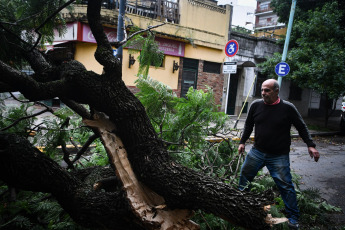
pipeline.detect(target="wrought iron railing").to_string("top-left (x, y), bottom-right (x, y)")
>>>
top-left (79, 0), bottom-right (180, 24)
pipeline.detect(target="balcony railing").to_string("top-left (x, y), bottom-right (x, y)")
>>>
top-left (255, 7), bottom-right (273, 14)
top-left (255, 21), bottom-right (284, 28)
top-left (79, 0), bottom-right (180, 24)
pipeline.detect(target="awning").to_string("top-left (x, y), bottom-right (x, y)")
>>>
top-left (44, 41), bottom-right (70, 53)
top-left (237, 61), bottom-right (256, 68)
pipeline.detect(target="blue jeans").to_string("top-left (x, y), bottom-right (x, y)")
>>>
top-left (239, 147), bottom-right (299, 222)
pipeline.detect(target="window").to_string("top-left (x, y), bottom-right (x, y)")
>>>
top-left (259, 2), bottom-right (270, 10)
top-left (203, 61), bottom-right (221, 74)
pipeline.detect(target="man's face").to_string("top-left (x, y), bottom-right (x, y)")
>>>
top-left (261, 81), bottom-right (278, 104)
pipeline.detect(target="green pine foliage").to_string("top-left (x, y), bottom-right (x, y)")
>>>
top-left (0, 187), bottom-right (88, 230)
top-left (135, 75), bottom-right (236, 179)
top-left (0, 0), bottom-right (69, 66)
top-left (126, 30), bottom-right (164, 77)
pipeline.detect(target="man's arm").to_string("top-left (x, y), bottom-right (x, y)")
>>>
top-left (289, 102), bottom-right (320, 162)
top-left (289, 103), bottom-right (315, 146)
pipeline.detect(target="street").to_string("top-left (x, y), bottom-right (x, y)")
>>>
top-left (289, 135), bottom-right (345, 226)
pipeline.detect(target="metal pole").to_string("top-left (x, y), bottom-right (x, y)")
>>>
top-left (278, 0), bottom-right (297, 87)
top-left (116, 0), bottom-right (126, 63)
top-left (225, 73), bottom-right (231, 114)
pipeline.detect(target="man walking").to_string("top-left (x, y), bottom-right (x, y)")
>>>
top-left (238, 79), bottom-right (320, 229)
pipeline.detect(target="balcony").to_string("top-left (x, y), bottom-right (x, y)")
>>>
top-left (255, 21), bottom-right (285, 29)
top-left (79, 0), bottom-right (180, 24)
top-left (255, 7), bottom-right (273, 14)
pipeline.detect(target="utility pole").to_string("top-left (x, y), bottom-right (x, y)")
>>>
top-left (278, 0), bottom-right (297, 87)
top-left (116, 0), bottom-right (126, 63)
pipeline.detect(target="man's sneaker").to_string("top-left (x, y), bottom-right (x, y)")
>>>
top-left (287, 220), bottom-right (299, 229)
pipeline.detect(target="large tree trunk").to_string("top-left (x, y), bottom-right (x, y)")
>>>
top-left (0, 0), bottom-right (277, 229)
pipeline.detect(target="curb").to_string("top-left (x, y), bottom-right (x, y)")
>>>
top-left (291, 131), bottom-right (341, 138)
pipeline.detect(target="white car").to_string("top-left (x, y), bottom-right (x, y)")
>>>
top-left (342, 102), bottom-right (345, 112)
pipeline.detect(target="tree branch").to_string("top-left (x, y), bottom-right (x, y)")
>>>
top-left (0, 133), bottom-right (145, 230)
top-left (0, 60), bottom-right (67, 101)
top-left (71, 134), bottom-right (98, 164)
top-left (30, 0), bottom-right (76, 51)
top-left (87, 0), bottom-right (120, 75)
top-left (115, 22), bottom-right (166, 47)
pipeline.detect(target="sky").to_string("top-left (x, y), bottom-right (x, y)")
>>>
top-left (238, 0), bottom-right (257, 8)
top-left (217, 0), bottom-right (257, 8)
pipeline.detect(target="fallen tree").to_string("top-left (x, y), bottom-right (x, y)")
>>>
top-left (0, 0), bottom-right (275, 229)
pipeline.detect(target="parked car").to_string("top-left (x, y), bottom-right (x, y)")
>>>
top-left (341, 102), bottom-right (345, 135)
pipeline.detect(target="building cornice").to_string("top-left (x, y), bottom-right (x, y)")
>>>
top-left (187, 0), bottom-right (226, 14)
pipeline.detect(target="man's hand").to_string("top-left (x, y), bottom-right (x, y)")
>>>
top-left (238, 144), bottom-right (245, 155)
top-left (308, 147), bottom-right (320, 162)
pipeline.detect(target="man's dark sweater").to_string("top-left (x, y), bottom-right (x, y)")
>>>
top-left (240, 99), bottom-right (316, 155)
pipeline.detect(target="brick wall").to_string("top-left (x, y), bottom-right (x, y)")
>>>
top-left (197, 60), bottom-right (224, 107)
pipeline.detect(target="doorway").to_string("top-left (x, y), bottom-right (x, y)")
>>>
top-left (226, 72), bottom-right (239, 115)
top-left (181, 58), bottom-right (199, 98)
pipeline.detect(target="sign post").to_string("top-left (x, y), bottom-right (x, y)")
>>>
top-left (278, 0), bottom-right (297, 87)
top-left (224, 40), bottom-right (239, 114)
top-left (223, 61), bottom-right (237, 74)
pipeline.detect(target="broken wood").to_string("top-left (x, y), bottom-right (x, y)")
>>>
top-left (84, 112), bottom-right (199, 230)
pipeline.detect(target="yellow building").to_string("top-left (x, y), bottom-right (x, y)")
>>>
top-left (49, 0), bottom-right (232, 106)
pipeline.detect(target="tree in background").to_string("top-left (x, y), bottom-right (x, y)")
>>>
top-left (259, 2), bottom-right (345, 126)
top-left (271, 0), bottom-right (345, 28)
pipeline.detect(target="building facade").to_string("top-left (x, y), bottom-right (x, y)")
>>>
top-left (47, 0), bottom-right (232, 108)
top-left (254, 0), bottom-right (286, 39)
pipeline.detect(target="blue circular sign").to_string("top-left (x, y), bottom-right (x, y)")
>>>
top-left (275, 62), bottom-right (290, 77)
top-left (225, 40), bottom-right (239, 57)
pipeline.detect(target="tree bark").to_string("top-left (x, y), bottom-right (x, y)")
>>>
top-left (0, 133), bottom-right (144, 230)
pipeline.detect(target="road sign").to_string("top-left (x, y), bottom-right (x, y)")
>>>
top-left (275, 62), bottom-right (290, 77)
top-left (223, 62), bottom-right (237, 74)
top-left (225, 40), bottom-right (239, 57)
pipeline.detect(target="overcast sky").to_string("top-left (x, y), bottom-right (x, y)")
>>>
top-left (238, 0), bottom-right (256, 7)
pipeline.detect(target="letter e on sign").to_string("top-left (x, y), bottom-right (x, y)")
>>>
top-left (275, 62), bottom-right (290, 77)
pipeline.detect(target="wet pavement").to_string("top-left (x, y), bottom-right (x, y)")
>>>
top-left (290, 136), bottom-right (345, 226)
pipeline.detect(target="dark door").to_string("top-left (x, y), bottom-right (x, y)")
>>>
top-left (181, 58), bottom-right (199, 98)
top-left (226, 72), bottom-right (239, 115)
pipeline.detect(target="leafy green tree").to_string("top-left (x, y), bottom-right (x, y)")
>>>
top-left (259, 2), bottom-right (345, 126)
top-left (271, 0), bottom-right (345, 29)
